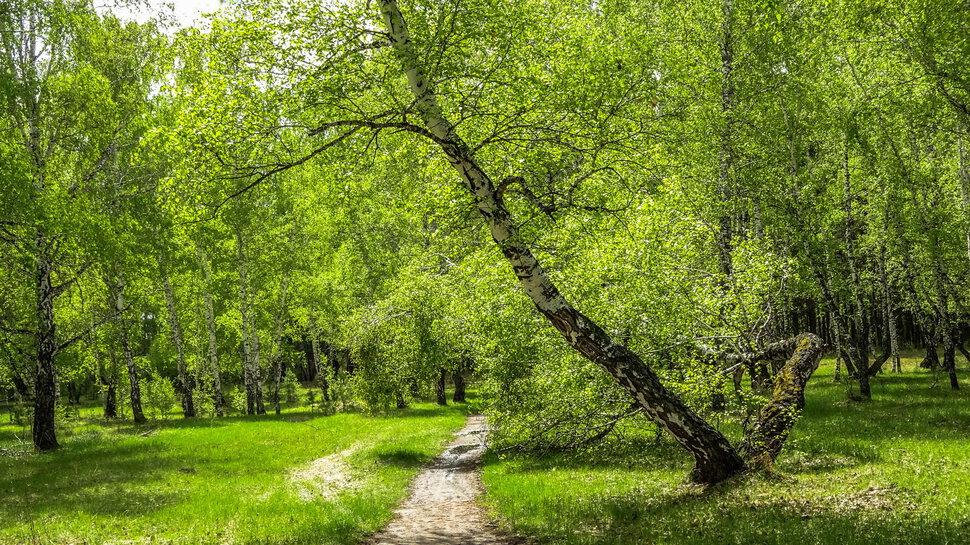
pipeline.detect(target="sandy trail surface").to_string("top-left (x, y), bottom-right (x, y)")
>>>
top-left (369, 415), bottom-right (519, 545)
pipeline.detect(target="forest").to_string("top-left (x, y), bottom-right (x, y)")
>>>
top-left (1, 0), bottom-right (969, 543)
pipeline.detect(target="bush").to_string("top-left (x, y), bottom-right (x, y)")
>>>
top-left (227, 386), bottom-right (247, 415)
top-left (143, 372), bottom-right (178, 419)
top-left (281, 371), bottom-right (300, 405)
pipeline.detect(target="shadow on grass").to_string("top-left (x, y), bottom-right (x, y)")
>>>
top-left (509, 481), bottom-right (969, 545)
top-left (0, 440), bottom-right (182, 522)
top-left (485, 370), bottom-right (970, 545)
top-left (370, 446), bottom-right (433, 468)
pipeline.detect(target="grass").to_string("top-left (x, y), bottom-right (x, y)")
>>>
top-left (482, 354), bottom-right (970, 545)
top-left (0, 394), bottom-right (472, 545)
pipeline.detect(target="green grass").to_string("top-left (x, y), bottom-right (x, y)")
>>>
top-left (482, 355), bottom-right (970, 545)
top-left (0, 396), bottom-right (471, 545)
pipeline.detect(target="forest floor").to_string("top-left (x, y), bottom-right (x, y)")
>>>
top-left (369, 414), bottom-right (521, 545)
top-left (483, 353), bottom-right (970, 545)
top-left (0, 398), bottom-right (470, 545)
top-left (2, 354), bottom-right (969, 545)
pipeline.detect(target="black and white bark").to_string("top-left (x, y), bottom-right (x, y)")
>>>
top-left (32, 236), bottom-right (59, 451)
top-left (235, 228), bottom-right (261, 415)
top-left (113, 274), bottom-right (145, 423)
top-left (92, 307), bottom-right (118, 419)
top-left (196, 244), bottom-right (225, 416)
top-left (716, 0), bottom-right (736, 279)
top-left (879, 250), bottom-right (902, 373)
top-left (842, 140), bottom-right (872, 398)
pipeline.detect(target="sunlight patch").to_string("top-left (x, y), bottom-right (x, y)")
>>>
top-left (287, 447), bottom-right (360, 502)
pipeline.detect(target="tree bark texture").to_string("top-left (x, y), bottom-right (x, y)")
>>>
top-left (99, 351), bottom-right (118, 419)
top-left (435, 367), bottom-right (447, 406)
top-left (737, 333), bottom-right (823, 466)
top-left (114, 274), bottom-right (145, 423)
top-left (32, 238), bottom-right (59, 451)
top-left (942, 325), bottom-right (960, 390)
top-left (453, 364), bottom-right (467, 403)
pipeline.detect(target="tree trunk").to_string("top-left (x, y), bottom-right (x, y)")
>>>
top-left (196, 244), bottom-right (224, 417)
top-left (114, 274), bottom-right (145, 423)
top-left (452, 365), bottom-right (467, 403)
top-left (833, 320), bottom-right (843, 382)
top-left (842, 141), bottom-right (872, 399)
top-left (253, 321), bottom-right (265, 415)
top-left (271, 356), bottom-right (285, 415)
top-left (310, 320), bottom-right (329, 403)
top-left (920, 335), bottom-right (940, 370)
top-left (879, 250), bottom-right (902, 373)
top-left (395, 390), bottom-right (407, 409)
top-left (235, 228), bottom-right (258, 415)
top-left (378, 0), bottom-right (748, 484)
top-left (715, 0), bottom-right (736, 279)
top-left (270, 274), bottom-right (291, 415)
top-left (94, 307), bottom-right (118, 419)
top-left (435, 367), bottom-right (447, 406)
top-left (99, 352), bottom-right (118, 419)
top-left (738, 334), bottom-right (823, 466)
top-left (942, 326), bottom-right (960, 390)
top-left (959, 132), bottom-right (970, 266)
top-left (162, 269), bottom-right (196, 418)
top-left (32, 240), bottom-right (59, 451)
top-left (103, 381), bottom-right (117, 419)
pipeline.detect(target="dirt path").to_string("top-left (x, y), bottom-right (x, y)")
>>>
top-left (369, 415), bottom-right (518, 545)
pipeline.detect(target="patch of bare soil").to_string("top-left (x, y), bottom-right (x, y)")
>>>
top-left (369, 415), bottom-right (521, 545)
top-left (289, 447), bottom-right (359, 501)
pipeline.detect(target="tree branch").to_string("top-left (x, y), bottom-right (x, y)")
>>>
top-left (57, 305), bottom-right (129, 352)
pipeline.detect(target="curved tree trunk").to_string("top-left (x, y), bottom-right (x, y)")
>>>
top-left (377, 0), bottom-right (745, 484)
top-left (738, 333), bottom-right (823, 466)
top-left (920, 329), bottom-right (940, 370)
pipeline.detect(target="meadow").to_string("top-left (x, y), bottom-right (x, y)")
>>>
top-left (3, 355), bottom-right (969, 545)
top-left (483, 355), bottom-right (970, 545)
top-left (0, 398), bottom-right (470, 545)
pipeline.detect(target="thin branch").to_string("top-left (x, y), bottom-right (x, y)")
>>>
top-left (57, 304), bottom-right (128, 352)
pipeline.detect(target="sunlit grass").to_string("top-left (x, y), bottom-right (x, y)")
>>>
top-left (482, 353), bottom-right (970, 545)
top-left (0, 393), bottom-right (471, 545)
